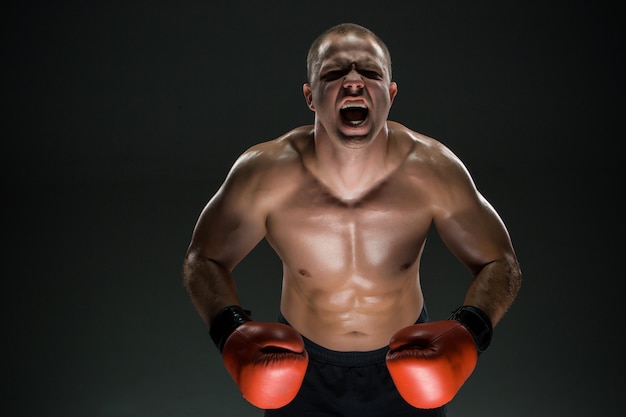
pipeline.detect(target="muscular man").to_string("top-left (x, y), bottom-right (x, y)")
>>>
top-left (182, 23), bottom-right (522, 416)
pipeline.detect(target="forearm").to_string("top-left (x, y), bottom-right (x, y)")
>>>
top-left (462, 253), bottom-right (522, 327)
top-left (182, 253), bottom-right (240, 326)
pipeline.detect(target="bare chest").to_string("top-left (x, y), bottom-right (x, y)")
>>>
top-left (266, 177), bottom-right (433, 276)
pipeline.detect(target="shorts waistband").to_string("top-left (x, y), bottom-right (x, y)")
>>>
top-left (277, 307), bottom-right (428, 367)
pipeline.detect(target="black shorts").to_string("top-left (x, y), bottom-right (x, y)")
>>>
top-left (264, 307), bottom-right (447, 417)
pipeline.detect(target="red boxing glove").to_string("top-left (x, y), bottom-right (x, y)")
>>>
top-left (385, 306), bottom-right (493, 409)
top-left (385, 320), bottom-right (478, 409)
top-left (210, 306), bottom-right (309, 409)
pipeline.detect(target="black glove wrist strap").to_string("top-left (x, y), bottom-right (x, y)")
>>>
top-left (209, 305), bottom-right (252, 353)
top-left (448, 305), bottom-right (493, 353)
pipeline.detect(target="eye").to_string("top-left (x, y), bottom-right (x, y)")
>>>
top-left (360, 70), bottom-right (382, 79)
top-left (321, 70), bottom-right (347, 81)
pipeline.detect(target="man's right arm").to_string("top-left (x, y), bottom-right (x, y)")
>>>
top-left (182, 148), bottom-right (269, 326)
top-left (182, 251), bottom-right (240, 326)
top-left (181, 145), bottom-right (310, 410)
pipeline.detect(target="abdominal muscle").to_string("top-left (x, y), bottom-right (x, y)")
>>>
top-left (279, 266), bottom-right (425, 351)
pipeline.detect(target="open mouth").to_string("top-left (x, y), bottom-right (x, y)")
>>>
top-left (340, 103), bottom-right (368, 126)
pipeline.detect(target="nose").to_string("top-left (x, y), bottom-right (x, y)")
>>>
top-left (343, 68), bottom-right (364, 91)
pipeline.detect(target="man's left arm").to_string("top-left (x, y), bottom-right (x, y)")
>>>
top-left (385, 151), bottom-right (521, 409)
top-left (434, 185), bottom-right (522, 328)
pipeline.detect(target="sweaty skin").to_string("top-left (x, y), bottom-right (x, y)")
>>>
top-left (183, 30), bottom-right (521, 352)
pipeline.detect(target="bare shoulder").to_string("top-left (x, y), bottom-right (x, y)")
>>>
top-left (387, 121), bottom-right (467, 177)
top-left (225, 125), bottom-right (313, 191)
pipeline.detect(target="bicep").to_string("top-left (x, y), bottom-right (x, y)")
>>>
top-left (435, 194), bottom-right (514, 273)
top-left (430, 161), bottom-right (514, 275)
top-left (187, 167), bottom-right (268, 271)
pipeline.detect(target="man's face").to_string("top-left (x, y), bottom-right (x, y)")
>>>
top-left (304, 33), bottom-right (397, 145)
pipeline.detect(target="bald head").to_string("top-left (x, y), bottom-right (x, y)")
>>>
top-left (306, 23), bottom-right (393, 83)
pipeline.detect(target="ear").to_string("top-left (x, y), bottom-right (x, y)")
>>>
top-left (302, 83), bottom-right (315, 111)
top-left (389, 81), bottom-right (398, 105)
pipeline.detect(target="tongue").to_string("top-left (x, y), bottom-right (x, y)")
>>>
top-left (343, 108), bottom-right (366, 122)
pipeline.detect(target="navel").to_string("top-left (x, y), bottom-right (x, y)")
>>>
top-left (399, 261), bottom-right (414, 271)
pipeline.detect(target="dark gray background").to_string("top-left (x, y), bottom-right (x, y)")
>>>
top-left (4, 1), bottom-right (623, 416)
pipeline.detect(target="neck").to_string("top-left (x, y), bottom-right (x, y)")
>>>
top-left (310, 123), bottom-right (392, 200)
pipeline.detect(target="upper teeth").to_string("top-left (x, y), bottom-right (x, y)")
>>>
top-left (341, 103), bottom-right (367, 110)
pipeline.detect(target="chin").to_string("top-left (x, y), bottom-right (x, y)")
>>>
top-left (338, 121), bottom-right (376, 140)
top-left (337, 133), bottom-right (372, 148)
